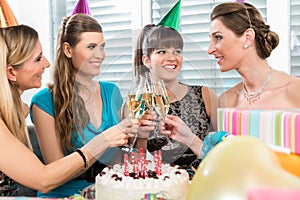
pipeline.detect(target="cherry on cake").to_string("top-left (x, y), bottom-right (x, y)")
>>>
top-left (95, 150), bottom-right (189, 200)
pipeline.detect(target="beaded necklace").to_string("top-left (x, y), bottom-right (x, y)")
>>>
top-left (241, 68), bottom-right (273, 105)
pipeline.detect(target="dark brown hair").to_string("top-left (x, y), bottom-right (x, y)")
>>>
top-left (134, 25), bottom-right (183, 76)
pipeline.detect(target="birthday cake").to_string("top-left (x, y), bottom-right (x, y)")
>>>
top-left (95, 151), bottom-right (189, 200)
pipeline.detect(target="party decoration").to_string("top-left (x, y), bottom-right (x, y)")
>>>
top-left (0, 0), bottom-right (18, 27)
top-left (276, 152), bottom-right (300, 178)
top-left (72, 0), bottom-right (91, 15)
top-left (186, 136), bottom-right (300, 200)
top-left (248, 188), bottom-right (300, 200)
top-left (218, 108), bottom-right (300, 155)
top-left (217, 108), bottom-right (300, 178)
top-left (157, 0), bottom-right (181, 31)
top-left (201, 131), bottom-right (229, 158)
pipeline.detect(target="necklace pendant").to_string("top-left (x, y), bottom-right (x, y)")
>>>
top-left (241, 68), bottom-right (273, 106)
top-left (243, 92), bottom-right (259, 105)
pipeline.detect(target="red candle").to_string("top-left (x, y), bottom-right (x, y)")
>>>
top-left (154, 150), bottom-right (159, 175)
top-left (131, 151), bottom-right (135, 165)
top-left (158, 150), bottom-right (162, 175)
top-left (124, 153), bottom-right (129, 176)
top-left (144, 159), bottom-right (148, 178)
top-left (139, 148), bottom-right (145, 177)
top-left (131, 152), bottom-right (139, 178)
top-left (134, 158), bottom-right (139, 178)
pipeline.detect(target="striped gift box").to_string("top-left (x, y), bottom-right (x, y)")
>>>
top-left (217, 108), bottom-right (300, 155)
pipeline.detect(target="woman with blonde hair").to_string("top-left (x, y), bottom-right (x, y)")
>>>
top-left (0, 25), bottom-right (135, 196)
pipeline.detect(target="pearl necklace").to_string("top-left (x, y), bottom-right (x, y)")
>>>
top-left (241, 68), bottom-right (273, 105)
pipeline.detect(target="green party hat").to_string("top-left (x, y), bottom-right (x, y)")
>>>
top-left (157, 0), bottom-right (181, 31)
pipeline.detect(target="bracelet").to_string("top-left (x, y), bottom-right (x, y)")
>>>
top-left (75, 149), bottom-right (90, 170)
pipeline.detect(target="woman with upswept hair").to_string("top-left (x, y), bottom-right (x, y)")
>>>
top-left (208, 2), bottom-right (300, 109)
top-left (208, 2), bottom-right (300, 177)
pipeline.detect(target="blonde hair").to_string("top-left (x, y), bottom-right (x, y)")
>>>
top-left (50, 14), bottom-right (103, 152)
top-left (0, 25), bottom-right (39, 149)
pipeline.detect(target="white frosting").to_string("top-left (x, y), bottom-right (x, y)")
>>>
top-left (95, 163), bottom-right (189, 200)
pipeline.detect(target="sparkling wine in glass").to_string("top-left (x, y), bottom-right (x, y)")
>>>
top-left (152, 79), bottom-right (179, 150)
top-left (121, 75), bottom-right (147, 152)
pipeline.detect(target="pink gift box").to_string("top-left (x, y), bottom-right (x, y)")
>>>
top-left (218, 108), bottom-right (300, 155)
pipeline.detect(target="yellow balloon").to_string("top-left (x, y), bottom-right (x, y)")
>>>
top-left (186, 136), bottom-right (300, 200)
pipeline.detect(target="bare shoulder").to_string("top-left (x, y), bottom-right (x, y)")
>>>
top-left (202, 86), bottom-right (218, 108)
top-left (274, 71), bottom-right (300, 107)
top-left (201, 86), bottom-right (217, 99)
top-left (201, 86), bottom-right (218, 130)
top-left (288, 75), bottom-right (300, 87)
top-left (286, 75), bottom-right (300, 106)
top-left (219, 83), bottom-right (242, 108)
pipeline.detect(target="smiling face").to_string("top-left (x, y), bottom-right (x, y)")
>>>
top-left (143, 47), bottom-right (183, 82)
top-left (141, 26), bottom-right (184, 82)
top-left (13, 41), bottom-right (50, 91)
top-left (66, 31), bottom-right (105, 78)
top-left (208, 19), bottom-right (245, 72)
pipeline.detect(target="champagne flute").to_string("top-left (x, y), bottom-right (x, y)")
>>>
top-left (152, 79), bottom-right (180, 150)
top-left (121, 75), bottom-right (146, 152)
top-left (141, 72), bottom-right (153, 111)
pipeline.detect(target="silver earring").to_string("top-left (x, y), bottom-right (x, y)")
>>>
top-left (243, 44), bottom-right (248, 49)
top-left (12, 78), bottom-right (16, 82)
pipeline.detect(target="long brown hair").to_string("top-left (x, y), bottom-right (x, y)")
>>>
top-left (50, 14), bottom-right (103, 153)
top-left (0, 25), bottom-right (39, 149)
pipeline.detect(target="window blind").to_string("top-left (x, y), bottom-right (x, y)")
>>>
top-left (290, 0), bottom-right (300, 77)
top-left (63, 0), bottom-right (268, 97)
top-left (66, 0), bottom-right (134, 97)
top-left (152, 0), bottom-right (266, 95)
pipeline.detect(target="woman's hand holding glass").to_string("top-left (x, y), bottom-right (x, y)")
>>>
top-left (122, 74), bottom-right (155, 152)
top-left (160, 114), bottom-right (205, 158)
top-left (84, 118), bottom-right (138, 159)
top-left (151, 79), bottom-right (179, 150)
top-left (161, 115), bottom-right (195, 147)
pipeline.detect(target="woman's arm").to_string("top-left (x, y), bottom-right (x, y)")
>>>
top-left (202, 86), bottom-right (218, 131)
top-left (31, 104), bottom-right (64, 164)
top-left (0, 118), bottom-right (135, 194)
top-left (0, 119), bottom-right (86, 193)
top-left (31, 101), bottom-right (100, 179)
top-left (162, 115), bottom-right (202, 157)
